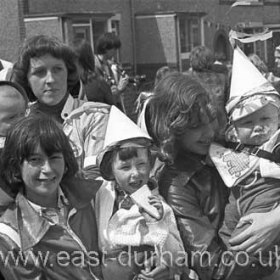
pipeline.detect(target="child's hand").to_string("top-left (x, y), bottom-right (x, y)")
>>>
top-left (139, 195), bottom-right (163, 222)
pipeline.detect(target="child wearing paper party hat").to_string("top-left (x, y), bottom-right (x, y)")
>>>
top-left (210, 46), bottom-right (280, 279)
top-left (95, 106), bottom-right (185, 280)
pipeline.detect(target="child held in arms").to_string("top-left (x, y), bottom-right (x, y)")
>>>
top-left (95, 106), bottom-right (186, 280)
top-left (210, 46), bottom-right (280, 279)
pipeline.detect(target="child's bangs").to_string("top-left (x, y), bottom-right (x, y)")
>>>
top-left (118, 146), bottom-right (145, 161)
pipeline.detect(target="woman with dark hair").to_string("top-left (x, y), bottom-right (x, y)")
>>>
top-left (72, 39), bottom-right (115, 105)
top-left (94, 32), bottom-right (129, 111)
top-left (11, 35), bottom-right (111, 179)
top-left (0, 114), bottom-right (101, 280)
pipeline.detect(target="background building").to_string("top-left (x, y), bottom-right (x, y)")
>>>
top-left (1, 0), bottom-right (280, 77)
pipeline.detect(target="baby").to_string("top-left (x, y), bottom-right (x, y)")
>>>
top-left (210, 46), bottom-right (280, 279)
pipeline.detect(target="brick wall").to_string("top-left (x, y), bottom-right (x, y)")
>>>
top-left (0, 0), bottom-right (25, 62)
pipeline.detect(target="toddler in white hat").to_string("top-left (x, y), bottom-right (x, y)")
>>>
top-left (210, 46), bottom-right (280, 278)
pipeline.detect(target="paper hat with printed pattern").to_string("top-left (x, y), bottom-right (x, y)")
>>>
top-left (226, 46), bottom-right (280, 122)
top-left (97, 106), bottom-right (152, 180)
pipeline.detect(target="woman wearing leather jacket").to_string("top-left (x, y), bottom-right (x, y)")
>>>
top-left (147, 72), bottom-right (270, 280)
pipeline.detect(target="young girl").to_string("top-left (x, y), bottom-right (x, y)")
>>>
top-left (0, 114), bottom-right (101, 280)
top-left (95, 106), bottom-right (185, 280)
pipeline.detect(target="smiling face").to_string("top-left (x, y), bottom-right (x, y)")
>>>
top-left (111, 147), bottom-right (151, 194)
top-left (234, 103), bottom-right (279, 146)
top-left (27, 54), bottom-right (68, 106)
top-left (178, 119), bottom-right (218, 156)
top-left (0, 86), bottom-right (26, 138)
top-left (21, 145), bottom-right (65, 207)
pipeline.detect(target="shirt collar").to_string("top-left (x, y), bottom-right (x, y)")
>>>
top-left (16, 188), bottom-right (69, 251)
top-left (61, 94), bottom-right (75, 120)
top-left (27, 187), bottom-right (68, 215)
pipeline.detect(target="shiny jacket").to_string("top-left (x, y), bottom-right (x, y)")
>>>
top-left (30, 95), bottom-right (111, 179)
top-left (159, 153), bottom-right (231, 280)
top-left (0, 181), bottom-right (102, 280)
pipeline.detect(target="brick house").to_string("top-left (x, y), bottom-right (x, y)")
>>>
top-left (21, 0), bottom-right (280, 77)
top-left (1, 0), bottom-right (280, 75)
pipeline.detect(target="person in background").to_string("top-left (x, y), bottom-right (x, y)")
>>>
top-left (136, 66), bottom-right (174, 135)
top-left (188, 45), bottom-right (229, 140)
top-left (0, 114), bottom-right (102, 280)
top-left (11, 34), bottom-right (111, 180)
top-left (0, 59), bottom-right (13, 80)
top-left (94, 32), bottom-right (129, 111)
top-left (274, 45), bottom-right (280, 77)
top-left (212, 51), bottom-right (229, 75)
top-left (248, 53), bottom-right (280, 92)
top-left (72, 39), bottom-right (116, 105)
top-left (0, 81), bottom-right (28, 214)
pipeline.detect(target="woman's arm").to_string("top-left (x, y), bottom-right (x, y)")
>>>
top-left (229, 205), bottom-right (280, 253)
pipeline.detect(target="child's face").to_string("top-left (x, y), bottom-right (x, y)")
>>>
top-left (111, 148), bottom-right (151, 194)
top-left (178, 119), bottom-right (217, 155)
top-left (0, 86), bottom-right (26, 137)
top-left (234, 104), bottom-right (279, 146)
top-left (21, 145), bottom-right (65, 206)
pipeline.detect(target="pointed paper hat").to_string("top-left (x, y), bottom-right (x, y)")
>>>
top-left (226, 46), bottom-right (280, 121)
top-left (97, 106), bottom-right (152, 180)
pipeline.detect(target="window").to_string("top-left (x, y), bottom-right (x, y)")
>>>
top-left (72, 19), bottom-right (93, 44)
top-left (179, 17), bottom-right (200, 53)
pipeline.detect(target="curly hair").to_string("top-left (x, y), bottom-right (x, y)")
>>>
top-left (190, 46), bottom-right (215, 72)
top-left (11, 35), bottom-right (79, 101)
top-left (148, 72), bottom-right (217, 163)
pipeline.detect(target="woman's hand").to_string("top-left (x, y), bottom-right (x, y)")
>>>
top-left (229, 207), bottom-right (280, 254)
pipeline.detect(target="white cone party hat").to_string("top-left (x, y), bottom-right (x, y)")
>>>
top-left (226, 46), bottom-right (279, 121)
top-left (97, 105), bottom-right (152, 180)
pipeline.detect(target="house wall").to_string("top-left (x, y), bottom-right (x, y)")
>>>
top-left (25, 17), bottom-right (63, 40)
top-left (0, 0), bottom-right (25, 62)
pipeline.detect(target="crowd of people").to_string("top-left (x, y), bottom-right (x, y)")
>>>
top-left (0, 32), bottom-right (280, 280)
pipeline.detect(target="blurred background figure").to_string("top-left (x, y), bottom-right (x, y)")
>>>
top-left (0, 59), bottom-right (13, 81)
top-left (94, 32), bottom-right (129, 111)
top-left (136, 66), bottom-right (175, 135)
top-left (274, 45), bottom-right (280, 76)
top-left (72, 39), bottom-right (115, 105)
top-left (248, 53), bottom-right (280, 92)
top-left (188, 45), bottom-right (229, 141)
top-left (212, 51), bottom-right (229, 75)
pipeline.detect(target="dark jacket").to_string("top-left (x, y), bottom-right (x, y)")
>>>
top-left (0, 180), bottom-right (102, 280)
top-left (159, 153), bottom-right (231, 280)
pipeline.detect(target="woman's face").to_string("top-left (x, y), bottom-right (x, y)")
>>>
top-left (27, 54), bottom-right (68, 106)
top-left (21, 145), bottom-right (65, 207)
top-left (178, 119), bottom-right (217, 156)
